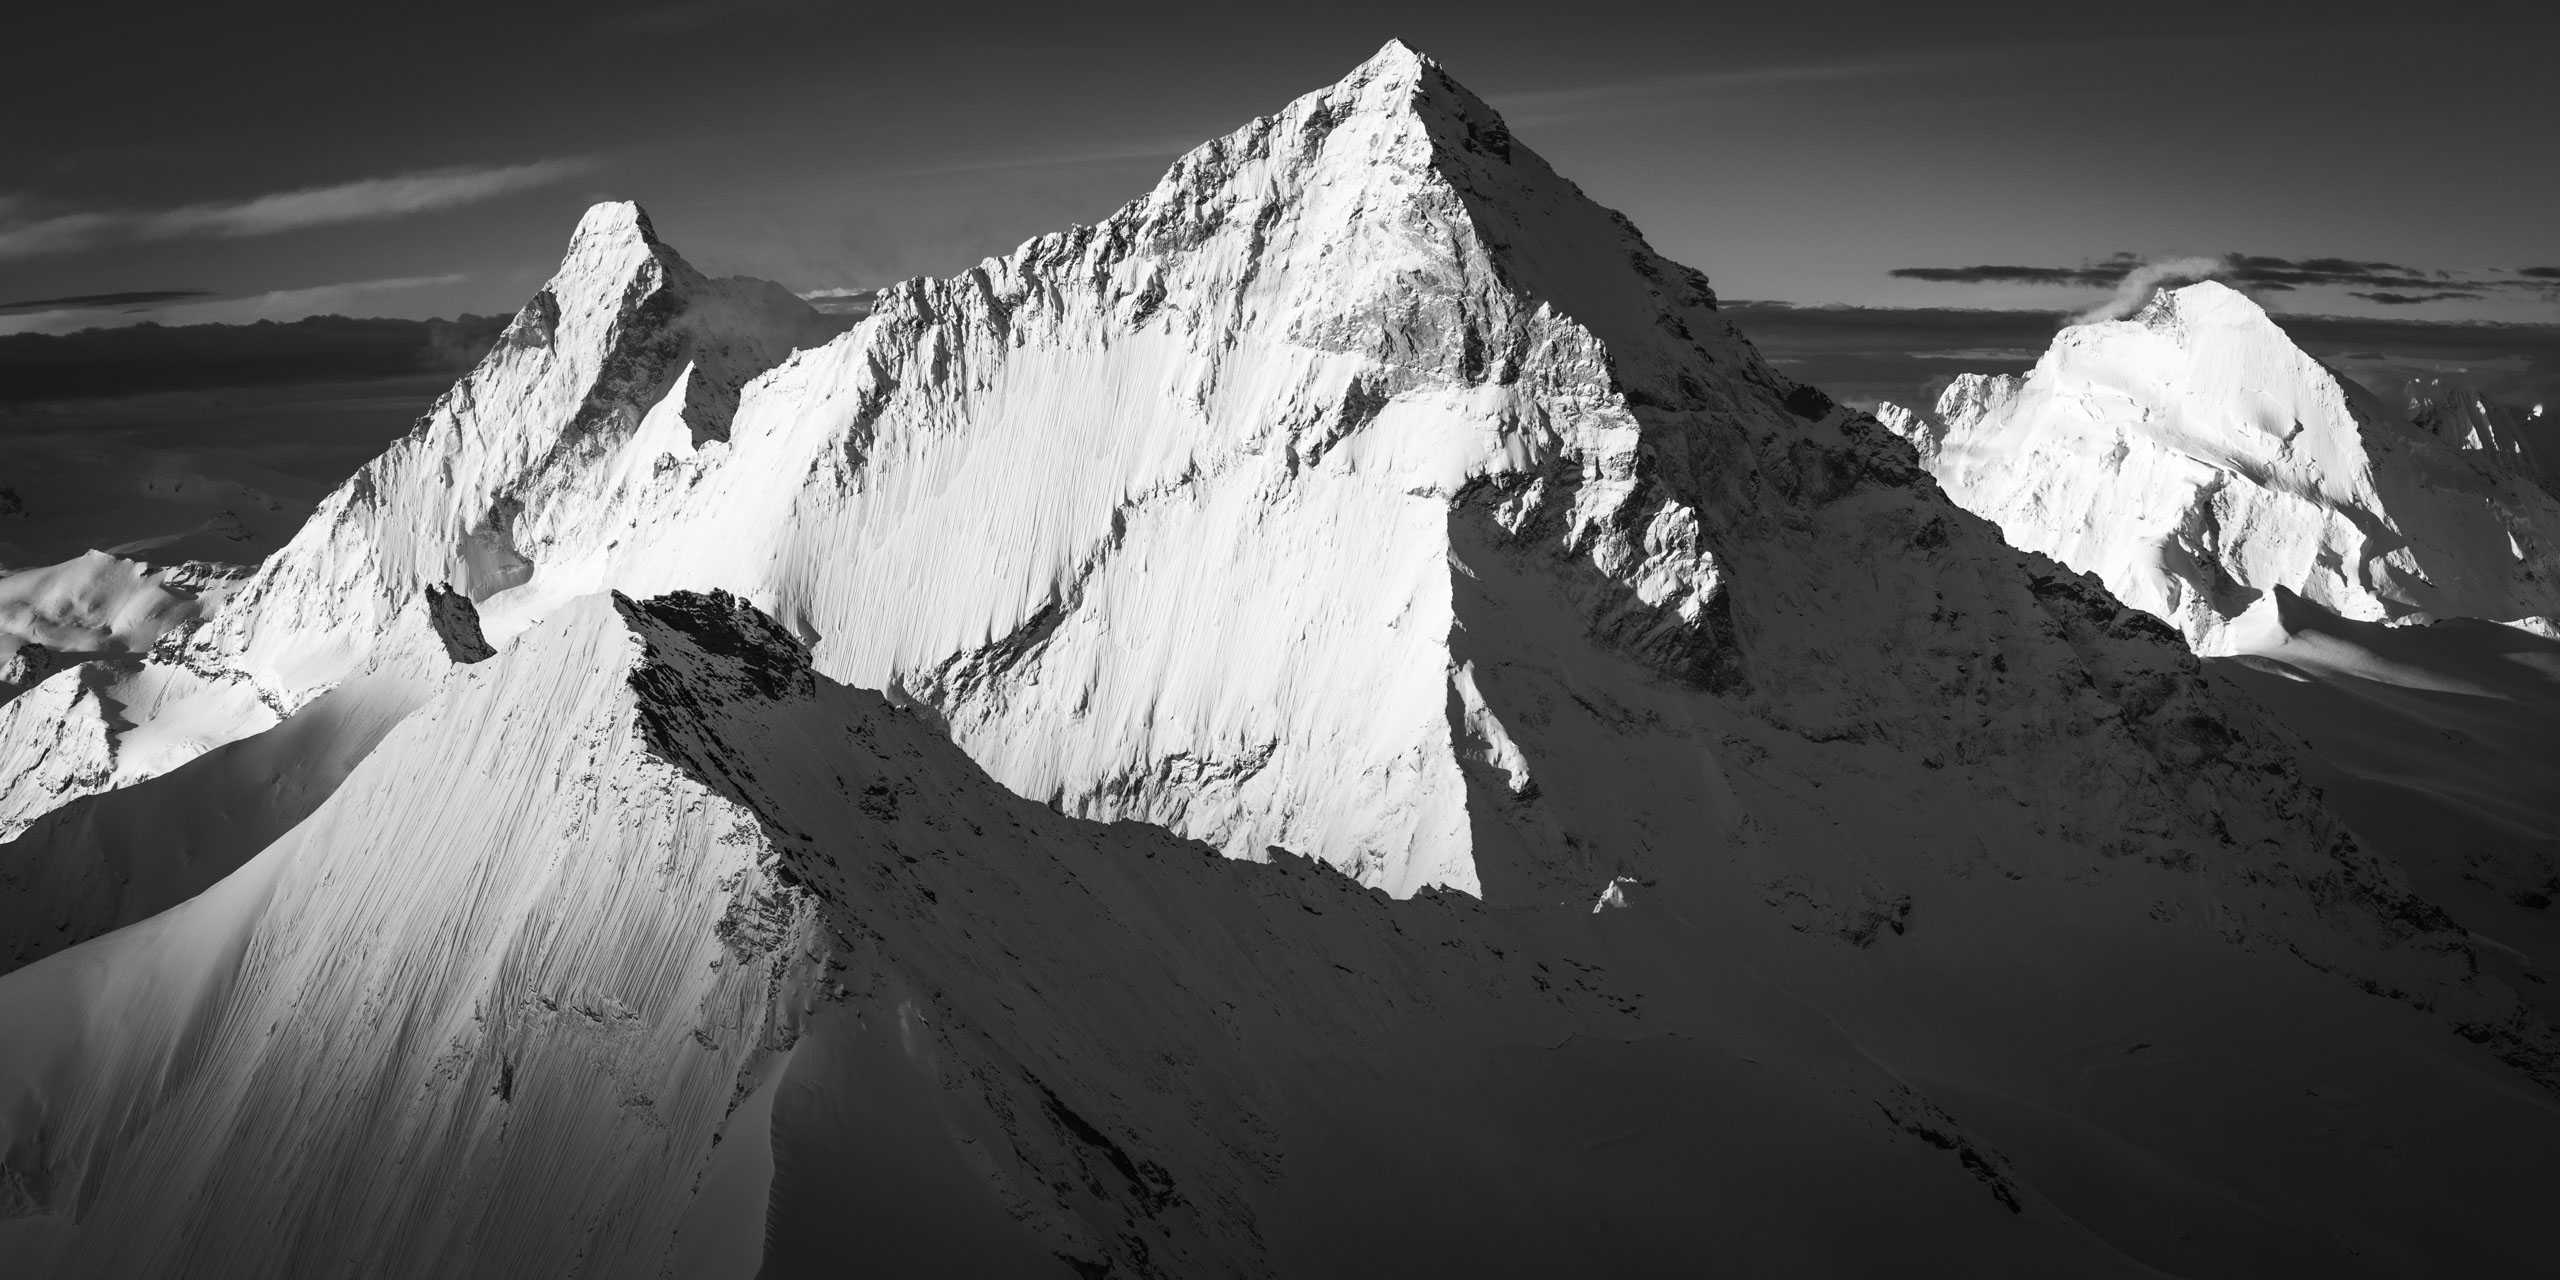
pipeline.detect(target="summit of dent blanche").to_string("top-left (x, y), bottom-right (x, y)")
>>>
top-left (4, 19), bottom-right (2558, 1280)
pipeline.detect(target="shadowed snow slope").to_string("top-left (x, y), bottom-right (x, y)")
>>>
top-left (1881, 283), bottom-right (2560, 655)
top-left (0, 41), bottom-right (2557, 1275)
top-left (5, 590), bottom-right (2558, 1278)
top-left (2216, 588), bottom-right (2560, 983)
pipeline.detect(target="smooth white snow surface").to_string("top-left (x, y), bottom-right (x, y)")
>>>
top-left (1882, 283), bottom-right (2560, 654)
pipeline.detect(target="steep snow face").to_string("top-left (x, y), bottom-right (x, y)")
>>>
top-left (0, 594), bottom-right (834, 1277)
top-left (197, 201), bottom-right (834, 698)
top-left (0, 586), bottom-right (490, 975)
top-left (11, 593), bottom-right (2560, 1278)
top-left (0, 206), bottom-right (831, 837)
top-left (1882, 283), bottom-right (2560, 654)
top-left (0, 656), bottom-right (275, 840)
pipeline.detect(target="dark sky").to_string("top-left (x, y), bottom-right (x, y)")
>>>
top-left (3, 0), bottom-right (2554, 334)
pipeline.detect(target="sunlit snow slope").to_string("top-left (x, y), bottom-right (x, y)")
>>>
top-left (1880, 283), bottom-right (2560, 655)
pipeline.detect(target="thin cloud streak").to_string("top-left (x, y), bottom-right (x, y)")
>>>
top-left (876, 50), bottom-right (1994, 175)
top-left (0, 289), bottom-right (215, 314)
top-left (0, 274), bottom-right (468, 336)
top-left (1495, 56), bottom-right (1955, 126)
top-left (862, 138), bottom-right (1200, 180)
top-left (0, 160), bottom-right (596, 261)
top-left (2355, 289), bottom-right (2486, 307)
top-left (1892, 251), bottom-right (2560, 317)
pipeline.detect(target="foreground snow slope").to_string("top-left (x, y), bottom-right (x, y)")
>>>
top-left (0, 594), bottom-right (835, 1276)
top-left (1881, 283), bottom-right (2560, 654)
top-left (0, 585), bottom-right (489, 975)
top-left (6, 592), bottom-right (2557, 1278)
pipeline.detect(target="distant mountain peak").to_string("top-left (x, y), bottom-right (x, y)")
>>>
top-left (2140, 278), bottom-right (2260, 322)
top-left (1889, 278), bottom-right (2560, 653)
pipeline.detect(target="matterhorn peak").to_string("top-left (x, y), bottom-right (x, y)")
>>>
top-left (1344, 36), bottom-right (1435, 86)
top-left (558, 198), bottom-right (669, 273)
top-left (568, 197), bottom-right (659, 247)
top-left (1330, 36), bottom-right (1496, 133)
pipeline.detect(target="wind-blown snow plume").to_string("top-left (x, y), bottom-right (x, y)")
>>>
top-left (0, 159), bottom-right (595, 260)
top-left (2068, 254), bottom-right (2230, 324)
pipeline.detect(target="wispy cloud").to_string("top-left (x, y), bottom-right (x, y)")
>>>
top-left (0, 159), bottom-right (596, 261)
top-left (1890, 251), bottom-right (2560, 318)
top-left (1494, 53), bottom-right (1976, 127)
top-left (0, 274), bottom-right (467, 336)
top-left (2069, 256), bottom-right (2231, 324)
top-left (863, 138), bottom-right (1202, 181)
top-left (2354, 289), bottom-right (2486, 307)
top-left (0, 288), bottom-right (215, 314)
top-left (797, 285), bottom-right (879, 319)
top-left (1721, 298), bottom-right (2560, 418)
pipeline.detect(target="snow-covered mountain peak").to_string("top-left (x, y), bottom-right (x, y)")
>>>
top-left (2128, 277), bottom-right (2261, 327)
top-left (553, 199), bottom-right (674, 289)
top-left (1067, 35), bottom-right (1735, 412)
top-left (184, 192), bottom-right (831, 702)
top-left (1888, 281), bottom-right (2560, 653)
top-left (564, 197), bottom-right (660, 254)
